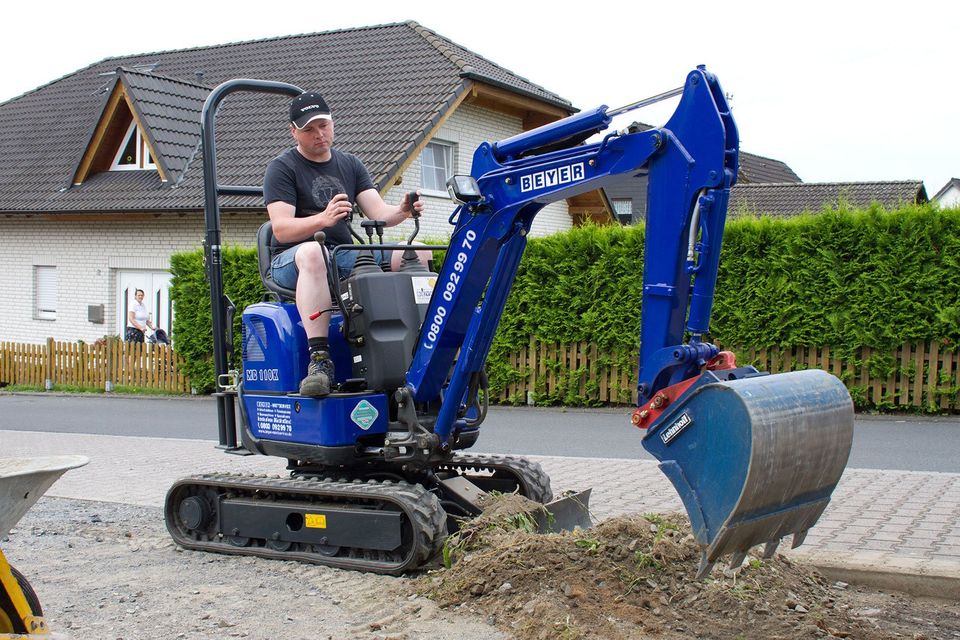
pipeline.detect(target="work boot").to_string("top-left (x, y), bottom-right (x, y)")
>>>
top-left (300, 350), bottom-right (334, 397)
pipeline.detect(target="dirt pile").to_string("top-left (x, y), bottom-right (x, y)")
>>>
top-left (421, 497), bottom-right (905, 640)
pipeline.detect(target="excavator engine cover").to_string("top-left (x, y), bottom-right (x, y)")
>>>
top-left (641, 369), bottom-right (853, 576)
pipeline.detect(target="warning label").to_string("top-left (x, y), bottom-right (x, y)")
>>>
top-left (305, 513), bottom-right (327, 529)
top-left (350, 400), bottom-right (379, 431)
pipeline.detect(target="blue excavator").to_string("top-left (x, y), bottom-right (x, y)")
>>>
top-left (164, 66), bottom-right (853, 577)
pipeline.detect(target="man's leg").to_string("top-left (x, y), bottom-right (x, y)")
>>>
top-left (293, 243), bottom-right (336, 396)
top-left (294, 242), bottom-right (332, 339)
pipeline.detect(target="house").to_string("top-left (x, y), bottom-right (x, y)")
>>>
top-left (728, 181), bottom-right (928, 217)
top-left (933, 178), bottom-right (960, 208)
top-left (0, 21), bottom-right (613, 345)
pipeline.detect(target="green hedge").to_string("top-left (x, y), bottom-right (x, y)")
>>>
top-left (713, 204), bottom-right (960, 355)
top-left (170, 204), bottom-right (960, 398)
top-left (487, 203), bottom-right (960, 404)
top-left (170, 247), bottom-right (265, 392)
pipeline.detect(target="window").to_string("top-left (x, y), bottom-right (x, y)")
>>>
top-left (35, 266), bottom-right (57, 320)
top-left (612, 198), bottom-right (633, 224)
top-left (111, 121), bottom-right (156, 171)
top-left (421, 141), bottom-right (455, 193)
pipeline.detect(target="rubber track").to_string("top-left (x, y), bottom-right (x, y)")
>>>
top-left (164, 473), bottom-right (446, 575)
top-left (437, 453), bottom-right (554, 503)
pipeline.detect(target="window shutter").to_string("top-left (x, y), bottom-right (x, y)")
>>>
top-left (35, 266), bottom-right (57, 320)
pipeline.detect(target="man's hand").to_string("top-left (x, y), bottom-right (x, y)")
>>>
top-left (401, 191), bottom-right (424, 219)
top-left (320, 193), bottom-right (352, 227)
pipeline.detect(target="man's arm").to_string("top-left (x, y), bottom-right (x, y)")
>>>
top-left (268, 196), bottom-right (352, 244)
top-left (355, 189), bottom-right (424, 228)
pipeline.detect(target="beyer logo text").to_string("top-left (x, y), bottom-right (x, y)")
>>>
top-left (519, 162), bottom-right (585, 193)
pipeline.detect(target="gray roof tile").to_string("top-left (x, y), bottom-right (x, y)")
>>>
top-left (729, 181), bottom-right (928, 217)
top-left (738, 151), bottom-right (801, 183)
top-left (0, 21), bottom-right (573, 214)
top-left (118, 68), bottom-right (210, 184)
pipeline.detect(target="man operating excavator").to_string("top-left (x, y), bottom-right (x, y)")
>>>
top-left (263, 91), bottom-right (426, 397)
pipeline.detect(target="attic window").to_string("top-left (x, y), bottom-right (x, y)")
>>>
top-left (111, 121), bottom-right (156, 171)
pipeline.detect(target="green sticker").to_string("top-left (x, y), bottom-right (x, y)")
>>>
top-left (350, 400), bottom-right (379, 431)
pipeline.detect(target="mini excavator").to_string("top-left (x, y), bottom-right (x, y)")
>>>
top-left (164, 66), bottom-right (853, 577)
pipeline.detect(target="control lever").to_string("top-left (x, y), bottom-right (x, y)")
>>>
top-left (402, 191), bottom-right (422, 268)
top-left (360, 219), bottom-right (390, 270)
top-left (306, 231), bottom-right (343, 321)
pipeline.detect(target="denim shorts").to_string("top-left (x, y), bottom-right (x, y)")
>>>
top-left (271, 243), bottom-right (386, 290)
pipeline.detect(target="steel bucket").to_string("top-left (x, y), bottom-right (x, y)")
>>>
top-left (642, 369), bottom-right (853, 577)
top-left (0, 456), bottom-right (89, 539)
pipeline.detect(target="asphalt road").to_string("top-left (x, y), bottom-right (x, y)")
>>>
top-left (1, 392), bottom-right (957, 473)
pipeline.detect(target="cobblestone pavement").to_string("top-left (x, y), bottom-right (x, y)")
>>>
top-left (3, 429), bottom-right (958, 597)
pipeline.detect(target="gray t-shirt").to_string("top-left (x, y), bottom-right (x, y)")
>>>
top-left (263, 147), bottom-right (375, 254)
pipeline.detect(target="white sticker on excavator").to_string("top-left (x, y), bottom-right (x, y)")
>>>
top-left (411, 276), bottom-right (437, 305)
top-left (660, 412), bottom-right (692, 445)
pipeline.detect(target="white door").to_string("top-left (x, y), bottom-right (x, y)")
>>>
top-left (117, 271), bottom-right (173, 338)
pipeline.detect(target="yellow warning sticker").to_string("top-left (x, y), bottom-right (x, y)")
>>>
top-left (305, 513), bottom-right (327, 529)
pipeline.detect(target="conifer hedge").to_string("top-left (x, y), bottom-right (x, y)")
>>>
top-left (171, 204), bottom-right (960, 399)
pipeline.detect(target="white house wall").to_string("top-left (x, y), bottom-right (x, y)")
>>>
top-left (380, 103), bottom-right (572, 241)
top-left (0, 214), bottom-right (262, 344)
top-left (937, 185), bottom-right (960, 208)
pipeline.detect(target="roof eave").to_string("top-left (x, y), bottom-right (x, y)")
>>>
top-left (459, 70), bottom-right (575, 114)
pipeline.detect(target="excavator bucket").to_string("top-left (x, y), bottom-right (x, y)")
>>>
top-left (0, 455), bottom-right (89, 539)
top-left (641, 369), bottom-right (853, 577)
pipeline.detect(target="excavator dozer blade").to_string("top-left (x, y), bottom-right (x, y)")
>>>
top-left (534, 488), bottom-right (593, 533)
top-left (641, 369), bottom-right (853, 577)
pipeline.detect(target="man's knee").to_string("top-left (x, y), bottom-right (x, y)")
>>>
top-left (295, 242), bottom-right (328, 275)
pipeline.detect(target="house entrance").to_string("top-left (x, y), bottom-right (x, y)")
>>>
top-left (116, 271), bottom-right (173, 339)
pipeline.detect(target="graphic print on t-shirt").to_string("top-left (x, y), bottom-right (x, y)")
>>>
top-left (310, 174), bottom-right (347, 212)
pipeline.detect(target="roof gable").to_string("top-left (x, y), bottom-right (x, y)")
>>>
top-left (933, 178), bottom-right (960, 201)
top-left (738, 151), bottom-right (801, 184)
top-left (118, 68), bottom-right (209, 184)
top-left (71, 69), bottom-right (208, 186)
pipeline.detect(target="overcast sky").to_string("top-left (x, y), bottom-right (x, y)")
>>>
top-left (3, 0), bottom-right (956, 194)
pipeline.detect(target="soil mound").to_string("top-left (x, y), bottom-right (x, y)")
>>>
top-left (421, 497), bottom-right (897, 640)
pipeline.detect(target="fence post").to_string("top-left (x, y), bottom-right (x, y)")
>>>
top-left (105, 337), bottom-right (116, 392)
top-left (44, 337), bottom-right (55, 390)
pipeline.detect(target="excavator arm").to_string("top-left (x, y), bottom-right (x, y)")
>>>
top-left (404, 66), bottom-right (853, 575)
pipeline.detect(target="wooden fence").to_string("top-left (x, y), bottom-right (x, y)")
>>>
top-left (0, 338), bottom-right (191, 393)
top-left (494, 340), bottom-right (960, 411)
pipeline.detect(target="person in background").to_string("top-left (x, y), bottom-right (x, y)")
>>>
top-left (125, 288), bottom-right (154, 342)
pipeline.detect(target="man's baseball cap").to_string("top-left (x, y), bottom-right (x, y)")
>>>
top-left (290, 92), bottom-right (332, 129)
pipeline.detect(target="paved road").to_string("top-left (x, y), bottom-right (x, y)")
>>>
top-left (1, 392), bottom-right (957, 472)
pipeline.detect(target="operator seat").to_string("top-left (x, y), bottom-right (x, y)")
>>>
top-left (256, 222), bottom-right (297, 302)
